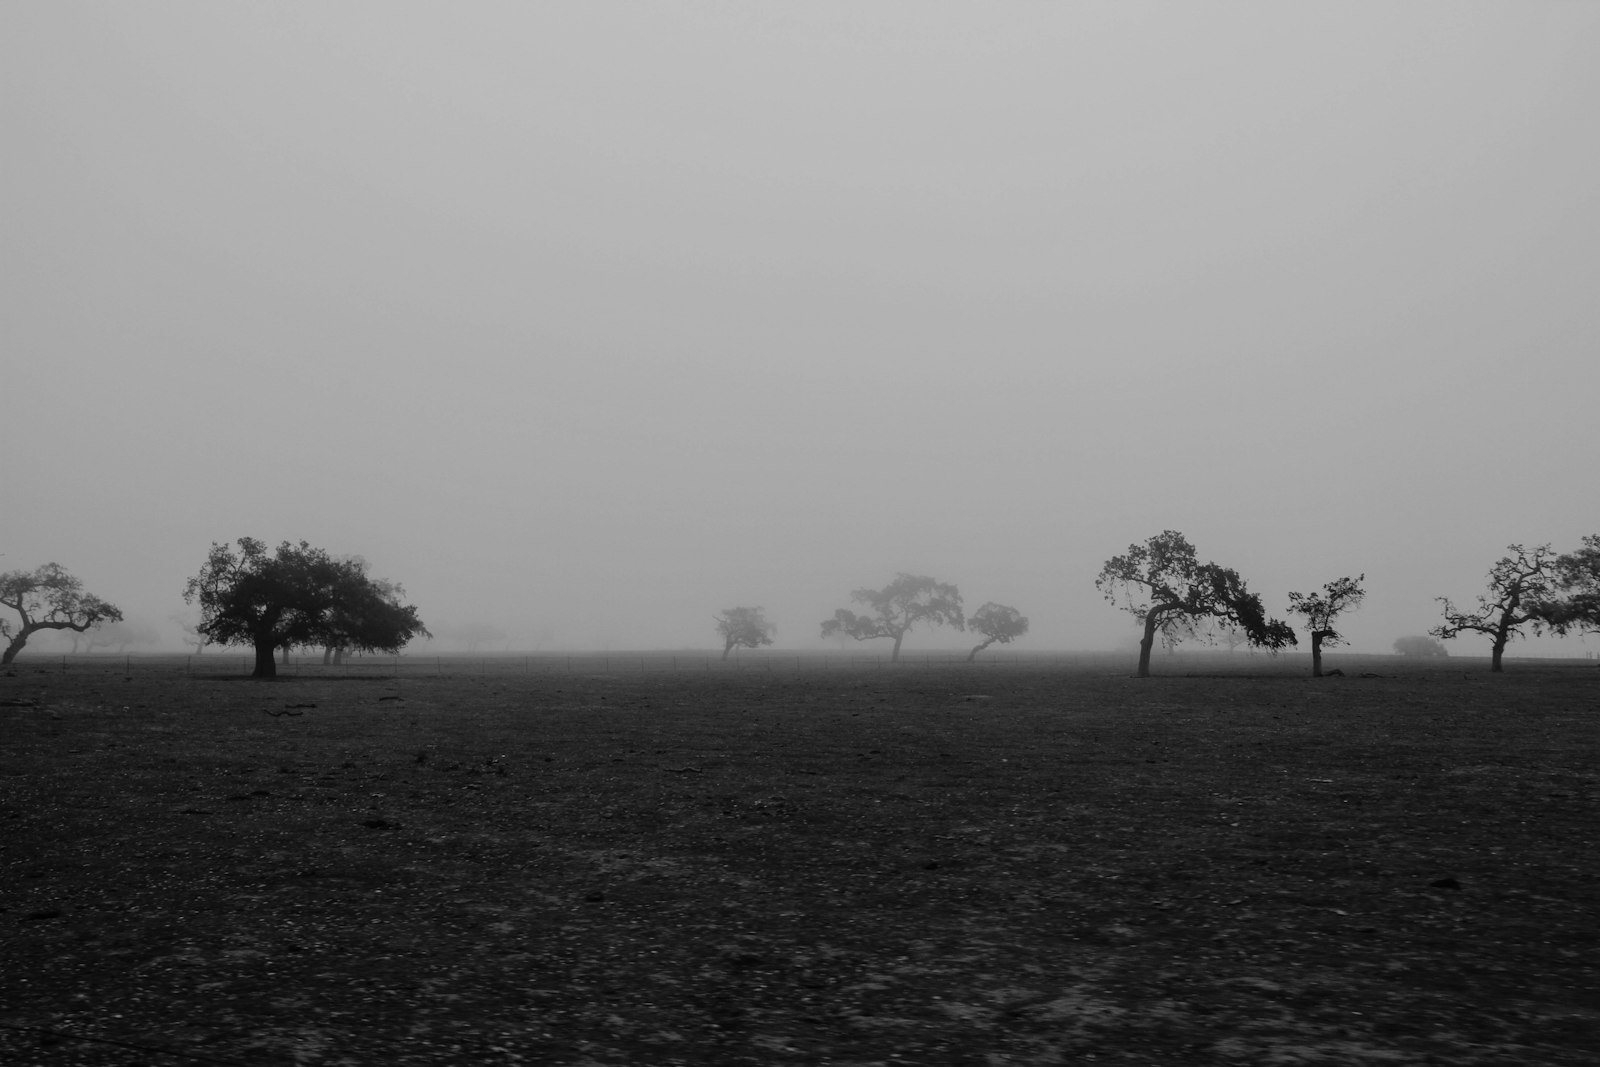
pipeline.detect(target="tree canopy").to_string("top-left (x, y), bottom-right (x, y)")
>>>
top-left (1431, 544), bottom-right (1557, 672)
top-left (967, 602), bottom-right (1028, 661)
top-left (1, 563), bottom-right (123, 664)
top-left (1286, 574), bottom-right (1366, 677)
top-left (1392, 635), bottom-right (1448, 658)
top-left (714, 606), bottom-right (775, 660)
top-left (1095, 530), bottom-right (1296, 677)
top-left (1536, 534), bottom-right (1600, 639)
top-left (820, 573), bottom-right (964, 662)
top-left (184, 538), bottom-right (427, 678)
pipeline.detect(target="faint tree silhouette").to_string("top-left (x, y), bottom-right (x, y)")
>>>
top-left (821, 574), bottom-right (964, 662)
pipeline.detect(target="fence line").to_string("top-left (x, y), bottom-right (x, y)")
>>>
top-left (19, 648), bottom-right (1134, 677)
top-left (21, 648), bottom-right (1566, 679)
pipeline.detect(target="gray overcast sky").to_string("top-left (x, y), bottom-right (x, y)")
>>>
top-left (3, 3), bottom-right (1597, 656)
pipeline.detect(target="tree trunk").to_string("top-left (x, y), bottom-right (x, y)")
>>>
top-left (1137, 616), bottom-right (1158, 677)
top-left (1311, 631), bottom-right (1325, 677)
top-left (253, 638), bottom-right (278, 678)
top-left (722, 641), bottom-right (733, 661)
top-left (891, 633), bottom-right (905, 662)
top-left (280, 645), bottom-right (290, 666)
top-left (968, 637), bottom-right (995, 662)
top-left (4, 621), bottom-right (80, 664)
top-left (1491, 639), bottom-right (1505, 672)
top-left (323, 647), bottom-right (333, 666)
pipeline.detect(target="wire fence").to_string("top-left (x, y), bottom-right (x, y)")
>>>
top-left (10, 647), bottom-right (1584, 680)
top-left (13, 648), bottom-right (1140, 679)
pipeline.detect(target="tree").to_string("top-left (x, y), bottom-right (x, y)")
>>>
top-left (320, 562), bottom-right (416, 665)
top-left (1286, 574), bottom-right (1366, 678)
top-left (1392, 635), bottom-right (1448, 657)
top-left (967, 602), bottom-right (1028, 661)
top-left (1095, 530), bottom-right (1296, 678)
top-left (1535, 534), bottom-right (1600, 640)
top-left (170, 612), bottom-right (209, 655)
top-left (1430, 544), bottom-right (1557, 672)
top-left (820, 573), bottom-right (964, 662)
top-left (184, 538), bottom-right (427, 678)
top-left (86, 619), bottom-right (162, 655)
top-left (1, 563), bottom-right (123, 664)
top-left (714, 606), bottom-right (775, 660)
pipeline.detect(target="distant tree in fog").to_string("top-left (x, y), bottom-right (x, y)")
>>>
top-left (185, 538), bottom-right (427, 678)
top-left (820, 573), bottom-right (964, 663)
top-left (1286, 574), bottom-right (1366, 678)
top-left (715, 606), bottom-right (775, 660)
top-left (1431, 544), bottom-right (1557, 672)
top-left (1095, 530), bottom-right (1296, 678)
top-left (966, 602), bottom-right (1028, 661)
top-left (87, 618), bottom-right (162, 655)
top-left (1392, 635), bottom-right (1448, 657)
top-left (431, 622), bottom-right (509, 653)
top-left (170, 612), bottom-right (209, 655)
top-left (1, 563), bottom-right (123, 664)
top-left (1534, 534), bottom-right (1600, 640)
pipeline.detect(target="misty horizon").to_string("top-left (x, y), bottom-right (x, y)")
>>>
top-left (4, 5), bottom-right (1596, 662)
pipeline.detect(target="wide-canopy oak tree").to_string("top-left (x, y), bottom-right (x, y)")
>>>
top-left (184, 538), bottom-right (427, 678)
top-left (714, 606), bottom-right (775, 660)
top-left (1536, 534), bottom-right (1600, 641)
top-left (1431, 544), bottom-right (1557, 672)
top-left (967, 602), bottom-right (1028, 661)
top-left (820, 573), bottom-right (964, 662)
top-left (1095, 530), bottom-right (1296, 677)
top-left (0, 563), bottom-right (123, 664)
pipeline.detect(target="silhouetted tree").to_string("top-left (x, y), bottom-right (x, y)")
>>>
top-left (321, 560), bottom-right (413, 665)
top-left (715, 606), bottom-right (775, 660)
top-left (1535, 534), bottom-right (1600, 640)
top-left (1392, 635), bottom-right (1448, 657)
top-left (1, 563), bottom-right (123, 664)
top-left (820, 573), bottom-right (964, 662)
top-left (1095, 530), bottom-right (1296, 678)
top-left (184, 538), bottom-right (426, 678)
top-left (966, 602), bottom-right (1028, 661)
top-left (1431, 544), bottom-right (1557, 672)
top-left (1287, 574), bottom-right (1366, 678)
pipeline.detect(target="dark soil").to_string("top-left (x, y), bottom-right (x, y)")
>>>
top-left (2, 657), bottom-right (1597, 1065)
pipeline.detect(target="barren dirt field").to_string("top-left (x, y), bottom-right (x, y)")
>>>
top-left (2, 655), bottom-right (1597, 1066)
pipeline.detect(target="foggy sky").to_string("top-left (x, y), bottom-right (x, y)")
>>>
top-left (4, 3), bottom-right (1597, 657)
